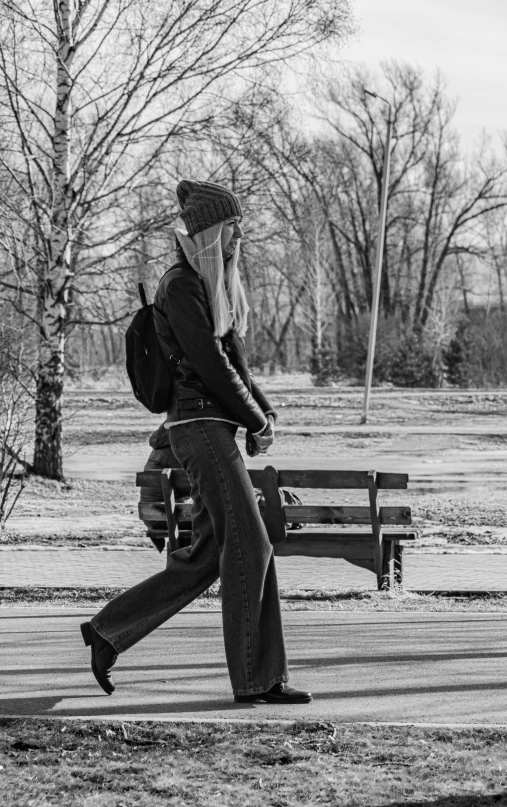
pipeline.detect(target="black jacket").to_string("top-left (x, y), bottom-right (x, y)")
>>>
top-left (153, 254), bottom-right (276, 433)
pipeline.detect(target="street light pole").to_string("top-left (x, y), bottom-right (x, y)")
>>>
top-left (360, 92), bottom-right (393, 424)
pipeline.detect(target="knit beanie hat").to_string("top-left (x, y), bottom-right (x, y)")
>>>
top-left (176, 179), bottom-right (242, 237)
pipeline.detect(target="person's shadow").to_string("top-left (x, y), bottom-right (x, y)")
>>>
top-left (0, 695), bottom-right (65, 716)
top-left (388, 796), bottom-right (506, 806)
top-left (0, 692), bottom-right (255, 717)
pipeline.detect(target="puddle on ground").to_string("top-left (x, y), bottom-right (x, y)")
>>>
top-left (63, 449), bottom-right (507, 494)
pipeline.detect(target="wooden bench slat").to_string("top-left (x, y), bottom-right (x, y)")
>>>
top-left (137, 469), bottom-right (188, 492)
top-left (273, 541), bottom-right (377, 566)
top-left (283, 505), bottom-right (411, 525)
top-left (141, 506), bottom-right (417, 540)
top-left (146, 528), bottom-right (168, 538)
top-left (136, 468), bottom-right (409, 492)
top-left (138, 502), bottom-right (190, 523)
top-left (139, 501), bottom-right (411, 526)
top-left (284, 528), bottom-right (417, 542)
top-left (252, 469), bottom-right (409, 490)
top-left (276, 542), bottom-right (375, 557)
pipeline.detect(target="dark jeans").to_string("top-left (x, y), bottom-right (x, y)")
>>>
top-left (91, 419), bottom-right (288, 695)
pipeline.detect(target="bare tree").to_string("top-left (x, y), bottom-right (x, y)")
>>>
top-left (206, 62), bottom-right (507, 379)
top-left (0, 0), bottom-right (355, 479)
top-left (318, 63), bottom-right (507, 329)
top-left (480, 206), bottom-right (507, 313)
top-left (0, 319), bottom-right (33, 528)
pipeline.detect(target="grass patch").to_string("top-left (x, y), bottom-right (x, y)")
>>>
top-left (0, 584), bottom-right (219, 607)
top-left (4, 586), bottom-right (507, 612)
top-left (2, 718), bottom-right (507, 806)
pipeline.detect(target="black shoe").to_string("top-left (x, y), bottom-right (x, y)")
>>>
top-left (81, 622), bottom-right (117, 695)
top-left (234, 683), bottom-right (312, 704)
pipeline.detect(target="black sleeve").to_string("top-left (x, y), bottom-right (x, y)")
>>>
top-left (164, 274), bottom-right (267, 434)
top-left (249, 375), bottom-right (278, 424)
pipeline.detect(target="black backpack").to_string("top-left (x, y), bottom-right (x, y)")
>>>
top-left (254, 488), bottom-right (304, 531)
top-left (125, 282), bottom-right (183, 414)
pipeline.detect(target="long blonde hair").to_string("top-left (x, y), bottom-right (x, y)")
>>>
top-left (174, 222), bottom-right (249, 338)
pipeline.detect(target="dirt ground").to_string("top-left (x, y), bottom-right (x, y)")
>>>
top-left (3, 379), bottom-right (507, 547)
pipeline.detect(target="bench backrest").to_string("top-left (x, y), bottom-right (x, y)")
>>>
top-left (137, 465), bottom-right (411, 548)
top-left (137, 467), bottom-right (408, 495)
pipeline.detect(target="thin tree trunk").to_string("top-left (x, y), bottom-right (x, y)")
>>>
top-left (32, 0), bottom-right (74, 479)
top-left (33, 328), bottom-right (65, 479)
top-left (327, 220), bottom-right (355, 320)
top-left (496, 265), bottom-right (505, 313)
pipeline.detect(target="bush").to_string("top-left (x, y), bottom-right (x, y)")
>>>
top-left (384, 331), bottom-right (439, 388)
top-left (310, 347), bottom-right (341, 386)
top-left (443, 318), bottom-right (472, 387)
top-left (336, 315), bottom-right (440, 388)
top-left (444, 309), bottom-right (507, 387)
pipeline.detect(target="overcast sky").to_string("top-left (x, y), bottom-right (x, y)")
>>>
top-left (340, 0), bottom-right (505, 151)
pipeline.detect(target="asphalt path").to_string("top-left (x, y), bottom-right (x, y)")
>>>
top-left (3, 609), bottom-right (507, 724)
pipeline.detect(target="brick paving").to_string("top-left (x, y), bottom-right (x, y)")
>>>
top-left (2, 547), bottom-right (507, 591)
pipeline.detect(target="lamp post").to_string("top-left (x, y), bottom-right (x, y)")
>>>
top-left (360, 91), bottom-right (393, 424)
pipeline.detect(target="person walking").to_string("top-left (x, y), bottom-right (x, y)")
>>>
top-left (81, 180), bottom-right (312, 704)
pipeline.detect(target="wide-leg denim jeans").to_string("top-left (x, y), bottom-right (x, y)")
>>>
top-left (91, 419), bottom-right (289, 696)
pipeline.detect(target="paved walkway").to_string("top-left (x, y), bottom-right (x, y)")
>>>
top-left (2, 546), bottom-right (507, 591)
top-left (3, 609), bottom-right (507, 724)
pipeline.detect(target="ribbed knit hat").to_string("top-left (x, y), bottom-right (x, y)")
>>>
top-left (176, 179), bottom-right (242, 237)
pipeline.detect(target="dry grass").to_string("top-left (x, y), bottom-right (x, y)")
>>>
top-left (4, 586), bottom-right (507, 612)
top-left (2, 717), bottom-right (507, 806)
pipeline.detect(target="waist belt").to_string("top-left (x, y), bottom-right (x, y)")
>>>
top-left (179, 398), bottom-right (215, 411)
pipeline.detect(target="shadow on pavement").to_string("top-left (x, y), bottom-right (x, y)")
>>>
top-left (0, 695), bottom-right (255, 716)
top-left (289, 650), bottom-right (507, 670)
top-left (388, 795), bottom-right (507, 806)
top-left (0, 663), bottom-right (228, 677)
top-left (312, 678), bottom-right (507, 700)
top-left (0, 696), bottom-right (64, 715)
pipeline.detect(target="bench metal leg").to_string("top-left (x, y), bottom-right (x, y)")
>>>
top-left (161, 469), bottom-right (179, 553)
top-left (381, 541), bottom-right (403, 590)
top-left (367, 471), bottom-right (384, 588)
top-left (394, 544), bottom-right (403, 587)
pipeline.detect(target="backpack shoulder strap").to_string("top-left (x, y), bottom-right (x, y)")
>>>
top-left (159, 260), bottom-right (186, 281)
top-left (154, 261), bottom-right (187, 363)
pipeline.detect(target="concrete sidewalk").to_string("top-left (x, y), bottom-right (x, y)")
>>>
top-left (3, 546), bottom-right (507, 591)
top-left (2, 608), bottom-right (507, 724)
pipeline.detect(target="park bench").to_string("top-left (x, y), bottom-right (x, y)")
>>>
top-left (136, 464), bottom-right (417, 590)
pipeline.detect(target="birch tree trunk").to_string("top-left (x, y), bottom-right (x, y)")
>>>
top-left (311, 236), bottom-right (324, 377)
top-left (33, 0), bottom-right (74, 479)
top-left (0, 0), bottom-right (355, 478)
